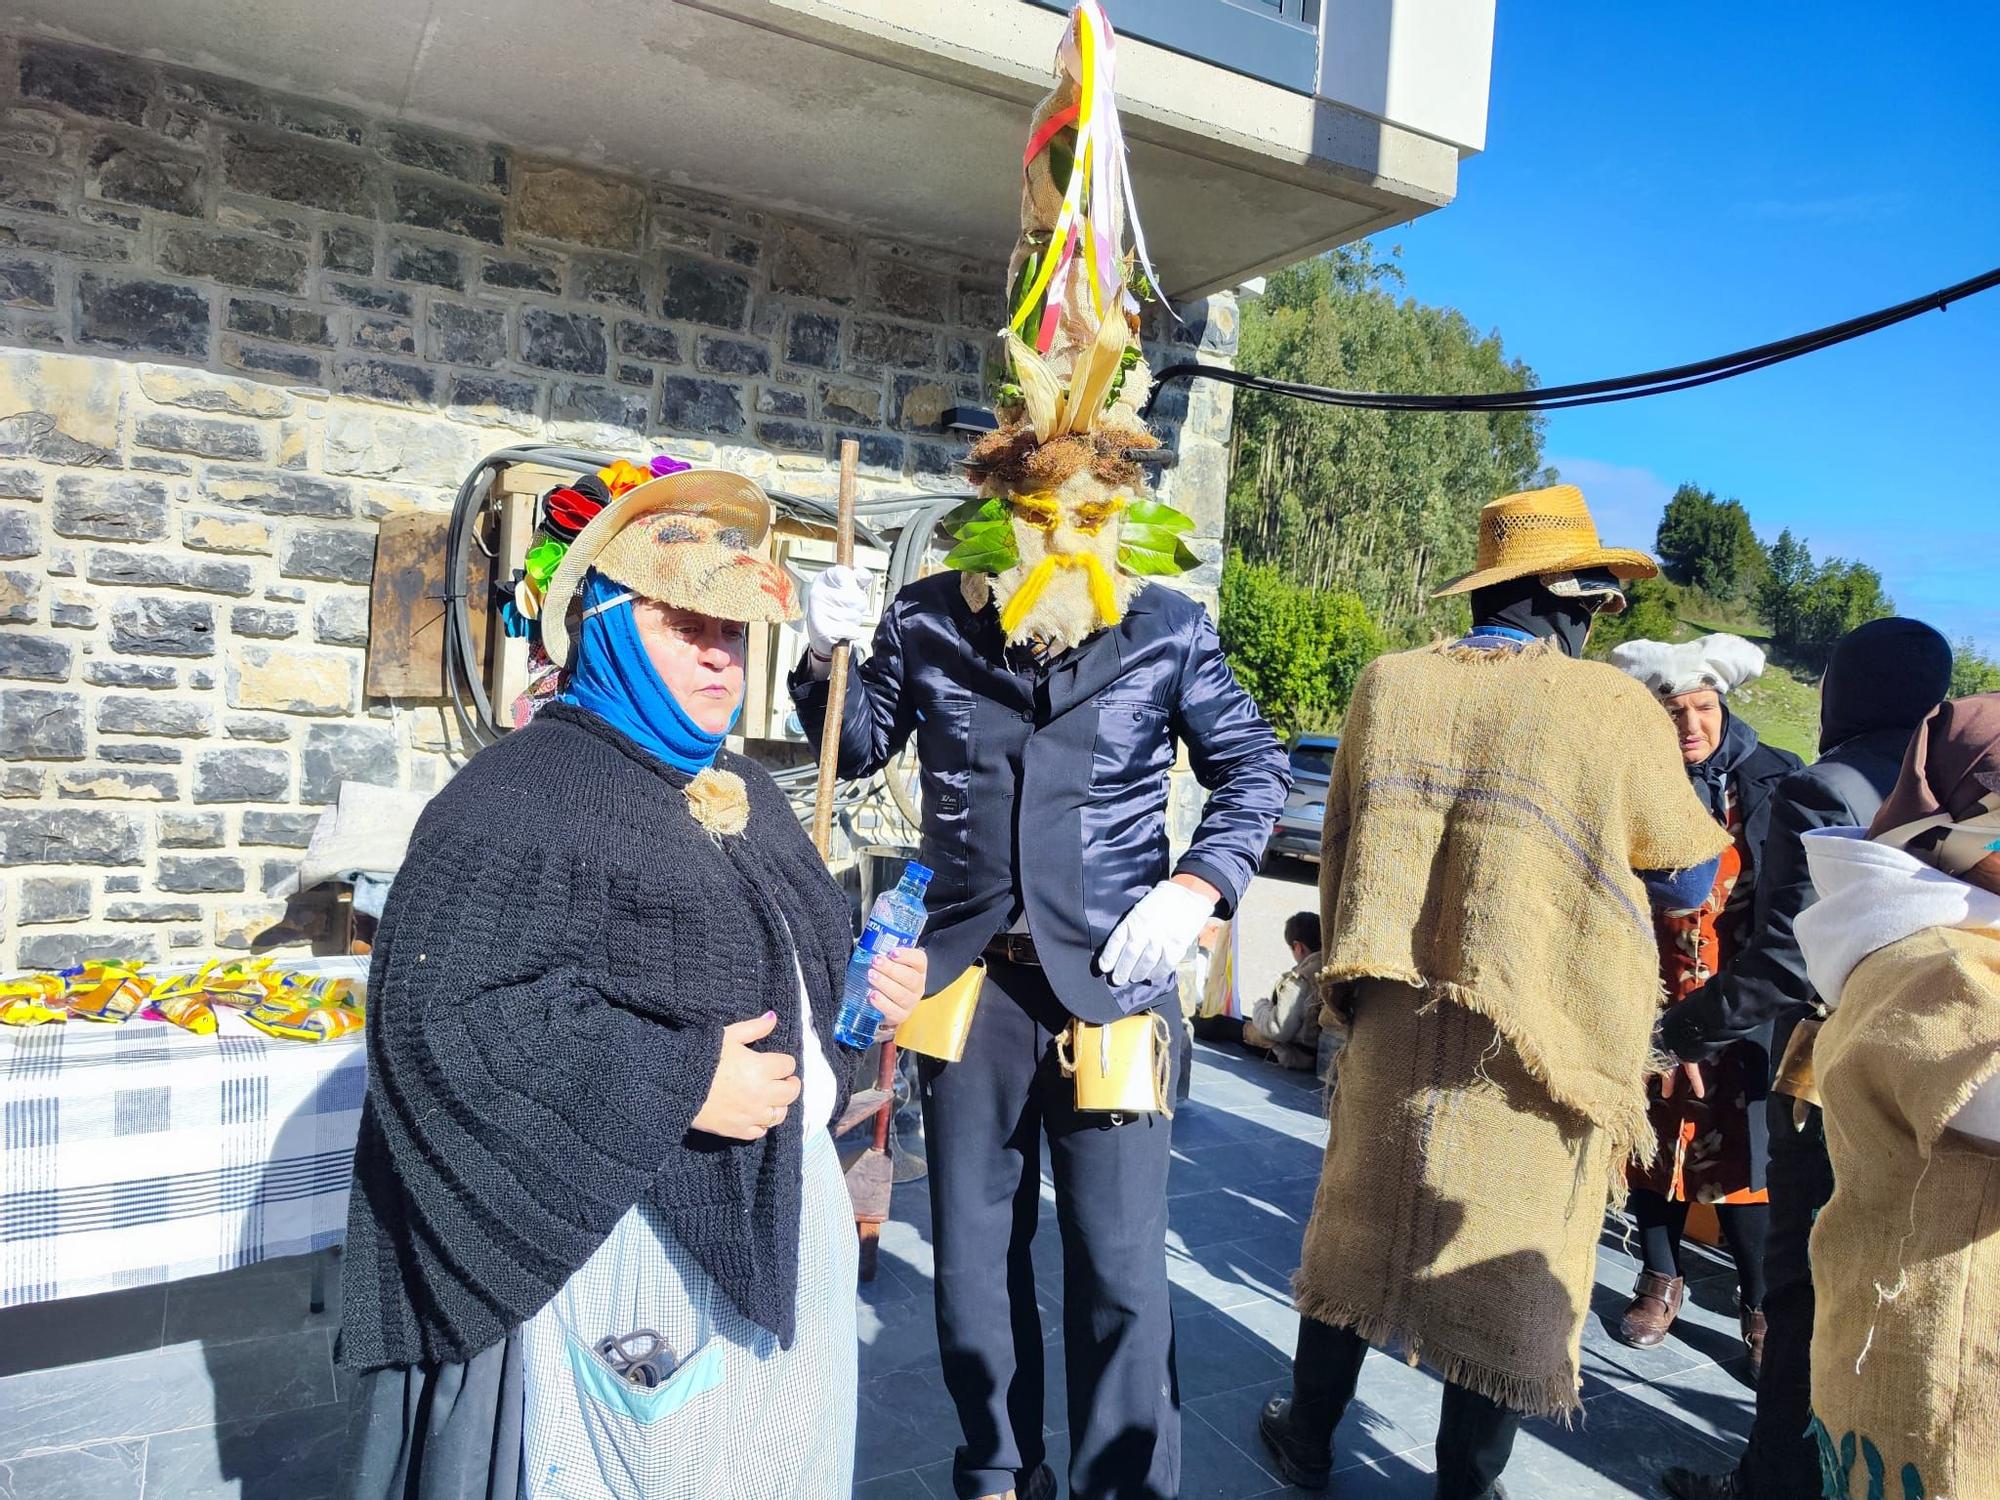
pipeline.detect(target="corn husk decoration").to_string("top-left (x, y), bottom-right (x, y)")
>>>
top-left (964, 1), bottom-right (1194, 652)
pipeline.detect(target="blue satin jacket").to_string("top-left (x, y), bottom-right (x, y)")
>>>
top-left (792, 574), bottom-right (1289, 1022)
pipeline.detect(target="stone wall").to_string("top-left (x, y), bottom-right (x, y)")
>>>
top-left (0, 34), bottom-right (1238, 972)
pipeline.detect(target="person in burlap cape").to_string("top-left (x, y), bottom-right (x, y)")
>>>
top-left (1795, 693), bottom-right (2000, 1500)
top-left (1257, 485), bottom-right (1729, 1500)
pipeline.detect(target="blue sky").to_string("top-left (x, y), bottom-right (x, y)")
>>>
top-left (1366, 3), bottom-right (2000, 655)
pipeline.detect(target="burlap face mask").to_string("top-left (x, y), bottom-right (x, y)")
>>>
top-left (947, 469), bottom-right (1196, 652)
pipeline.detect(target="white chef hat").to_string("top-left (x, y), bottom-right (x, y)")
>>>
top-left (1608, 632), bottom-right (1766, 700)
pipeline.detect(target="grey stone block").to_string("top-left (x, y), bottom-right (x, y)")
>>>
top-left (850, 319), bottom-right (936, 371)
top-left (18, 874), bottom-right (91, 923)
top-left (482, 255), bottom-right (561, 294)
top-left (2, 689), bottom-right (85, 760)
top-left (222, 128), bottom-right (370, 214)
top-left (522, 309), bottom-right (607, 373)
top-left (426, 301), bottom-right (507, 365)
top-left (391, 177), bottom-right (503, 245)
top-left (156, 854), bottom-right (247, 892)
top-left (614, 363), bottom-right (656, 388)
top-left (209, 471), bottom-right (352, 518)
top-left (0, 256), bottom-right (57, 310)
top-left (757, 385), bottom-right (809, 419)
top-left (18, 928), bottom-right (159, 968)
top-left (448, 373), bottom-right (539, 420)
top-left (225, 714), bottom-right (291, 742)
top-left (281, 528), bottom-right (376, 584)
top-left (348, 317), bottom-right (414, 355)
top-left (226, 298), bottom-right (332, 346)
top-left (613, 319), bottom-right (680, 364)
top-left (661, 257), bottom-right (749, 329)
top-left (111, 597), bottom-right (217, 657)
top-left (56, 765), bottom-right (180, 801)
top-left (99, 743), bottom-right (181, 765)
top-left (156, 226), bottom-right (308, 294)
top-left (106, 900), bottom-right (202, 923)
top-left (695, 334), bottom-right (770, 377)
top-left (866, 258), bottom-right (950, 322)
top-left (134, 413), bottom-right (265, 461)
top-left (19, 41), bottom-right (151, 124)
top-left (83, 662), bottom-right (177, 689)
top-left (230, 605), bottom-right (298, 639)
top-left (301, 722), bottom-right (399, 803)
top-left (0, 633), bottom-right (70, 681)
top-left (85, 135), bottom-right (203, 218)
top-left (3, 1438), bottom-right (144, 1500)
top-left (312, 593), bottom-right (370, 647)
top-left (325, 280), bottom-right (412, 315)
top-left (161, 68), bottom-right (265, 123)
top-left (97, 695), bottom-right (210, 737)
top-left (86, 550), bottom-right (255, 598)
top-left (226, 339), bottom-right (326, 383)
top-left (550, 381), bottom-right (645, 430)
top-left (332, 357), bottom-right (437, 406)
top-left (320, 225), bottom-right (375, 276)
top-left (374, 122), bottom-right (502, 188)
top-left (0, 506), bottom-right (39, 559)
top-left (768, 223), bottom-right (859, 303)
top-left (754, 418), bottom-right (824, 454)
top-left (241, 809), bottom-right (321, 847)
top-left (76, 273), bottom-right (210, 358)
top-left (143, 1396), bottom-right (347, 1500)
top-left (53, 476), bottom-right (169, 542)
top-left (0, 807), bottom-right (145, 865)
top-left (574, 253), bottom-right (644, 309)
top-left (657, 376), bottom-right (744, 436)
top-left (158, 810), bottom-right (225, 847)
top-left (274, 97), bottom-right (367, 146)
top-left (386, 239), bottom-right (463, 290)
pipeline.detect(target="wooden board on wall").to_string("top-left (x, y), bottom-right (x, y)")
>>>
top-left (364, 511), bottom-right (491, 699)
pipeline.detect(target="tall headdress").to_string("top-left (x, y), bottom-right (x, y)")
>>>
top-left (954, 2), bottom-right (1197, 651)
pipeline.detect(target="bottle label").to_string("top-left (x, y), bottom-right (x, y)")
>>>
top-left (855, 922), bottom-right (911, 960)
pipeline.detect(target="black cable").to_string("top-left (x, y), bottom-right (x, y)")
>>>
top-left (1140, 262), bottom-right (2000, 417)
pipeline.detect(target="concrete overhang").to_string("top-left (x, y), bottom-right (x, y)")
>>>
top-left (4, 0), bottom-right (1462, 298)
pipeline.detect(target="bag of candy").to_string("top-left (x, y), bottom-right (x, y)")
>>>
top-left (143, 972), bottom-right (220, 1036)
top-left (243, 976), bottom-right (364, 1042)
top-left (63, 961), bottom-right (154, 1023)
top-left (0, 973), bottom-right (68, 1027)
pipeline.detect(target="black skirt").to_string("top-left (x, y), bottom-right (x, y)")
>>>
top-left (336, 1331), bottom-right (525, 1500)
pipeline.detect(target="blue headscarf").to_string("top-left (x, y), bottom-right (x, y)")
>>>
top-left (559, 571), bottom-right (738, 775)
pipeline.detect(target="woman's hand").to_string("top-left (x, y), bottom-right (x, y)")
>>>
top-left (692, 1011), bottom-right (801, 1140)
top-left (866, 947), bottom-right (929, 1038)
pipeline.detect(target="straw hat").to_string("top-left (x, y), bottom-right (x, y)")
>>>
top-left (539, 468), bottom-right (800, 668)
top-left (1432, 485), bottom-right (1659, 599)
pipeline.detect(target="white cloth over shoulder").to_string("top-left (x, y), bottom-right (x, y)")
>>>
top-left (1799, 825), bottom-right (2000, 1145)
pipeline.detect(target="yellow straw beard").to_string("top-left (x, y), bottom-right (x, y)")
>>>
top-left (999, 553), bottom-right (1123, 638)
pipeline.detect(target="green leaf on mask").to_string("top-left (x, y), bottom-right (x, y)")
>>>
top-left (1124, 499), bottom-right (1195, 535)
top-left (1117, 532), bottom-right (1200, 577)
top-left (942, 503), bottom-right (1021, 574)
top-left (942, 495), bottom-right (1005, 533)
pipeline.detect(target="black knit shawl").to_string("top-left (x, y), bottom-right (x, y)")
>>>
top-left (337, 704), bottom-right (857, 1372)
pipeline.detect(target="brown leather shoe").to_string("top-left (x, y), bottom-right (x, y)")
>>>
top-left (1740, 1301), bottom-right (1767, 1382)
top-left (1615, 1269), bottom-right (1685, 1347)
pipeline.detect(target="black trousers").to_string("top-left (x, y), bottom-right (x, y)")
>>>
top-left (918, 957), bottom-right (1180, 1500)
top-left (1291, 1316), bottom-right (1518, 1500)
top-left (1737, 1097), bottom-right (1835, 1499)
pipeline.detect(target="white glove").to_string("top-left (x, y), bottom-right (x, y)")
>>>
top-left (1099, 880), bottom-right (1215, 988)
top-left (804, 564), bottom-right (872, 660)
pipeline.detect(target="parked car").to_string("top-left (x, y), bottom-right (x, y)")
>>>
top-left (1267, 733), bottom-right (1339, 863)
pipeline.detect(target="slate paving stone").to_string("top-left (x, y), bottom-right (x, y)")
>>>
top-left (142, 1398), bottom-right (346, 1500)
top-left (1483, 1384), bottom-right (1739, 1496)
top-left (854, 1469), bottom-right (935, 1500)
top-left (0, 1439), bottom-right (146, 1500)
top-left (1181, 1401), bottom-right (1298, 1499)
top-left (163, 1249), bottom-right (341, 1347)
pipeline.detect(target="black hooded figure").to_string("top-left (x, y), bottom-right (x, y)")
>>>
top-left (1657, 617), bottom-right (1954, 1500)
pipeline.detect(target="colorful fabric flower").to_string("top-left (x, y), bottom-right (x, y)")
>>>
top-left (650, 454), bottom-right (692, 478)
top-left (596, 459), bottom-right (652, 497)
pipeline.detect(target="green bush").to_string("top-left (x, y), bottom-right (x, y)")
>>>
top-left (1219, 554), bottom-right (1385, 736)
top-left (1951, 638), bottom-right (2000, 697)
top-left (1588, 577), bottom-right (1684, 653)
top-left (1756, 529), bottom-right (1893, 672)
top-left (1656, 485), bottom-right (1766, 601)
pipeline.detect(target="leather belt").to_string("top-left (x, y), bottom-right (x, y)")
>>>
top-left (984, 933), bottom-right (1042, 967)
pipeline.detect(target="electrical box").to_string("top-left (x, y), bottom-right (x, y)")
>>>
top-left (738, 528), bottom-right (889, 747)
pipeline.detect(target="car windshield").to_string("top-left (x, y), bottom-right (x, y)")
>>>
top-left (1288, 744), bottom-right (1335, 782)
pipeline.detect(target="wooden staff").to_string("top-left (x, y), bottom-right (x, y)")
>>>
top-left (811, 438), bottom-right (859, 860)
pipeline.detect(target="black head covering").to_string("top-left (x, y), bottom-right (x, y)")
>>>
top-left (1818, 616), bottom-right (1953, 753)
top-left (1469, 575), bottom-right (1595, 659)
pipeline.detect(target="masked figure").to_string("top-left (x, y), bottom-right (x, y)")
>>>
top-left (792, 9), bottom-right (1288, 1496)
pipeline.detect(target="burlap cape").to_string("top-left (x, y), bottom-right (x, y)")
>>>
top-left (1296, 641), bottom-right (1726, 1416)
top-left (1809, 924), bottom-right (2000, 1500)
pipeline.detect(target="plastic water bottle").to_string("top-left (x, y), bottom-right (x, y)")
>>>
top-left (834, 863), bottom-right (933, 1049)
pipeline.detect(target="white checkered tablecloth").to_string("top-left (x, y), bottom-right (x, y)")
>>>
top-left (0, 969), bottom-right (367, 1308)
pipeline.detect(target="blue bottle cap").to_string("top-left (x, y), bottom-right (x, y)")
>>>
top-left (904, 862), bottom-right (934, 885)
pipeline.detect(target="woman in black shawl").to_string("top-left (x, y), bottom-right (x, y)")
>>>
top-left (335, 463), bottom-right (924, 1499)
top-left (1608, 633), bottom-right (1801, 1373)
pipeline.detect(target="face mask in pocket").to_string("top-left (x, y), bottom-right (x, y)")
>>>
top-left (1056, 1010), bottom-right (1174, 1118)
